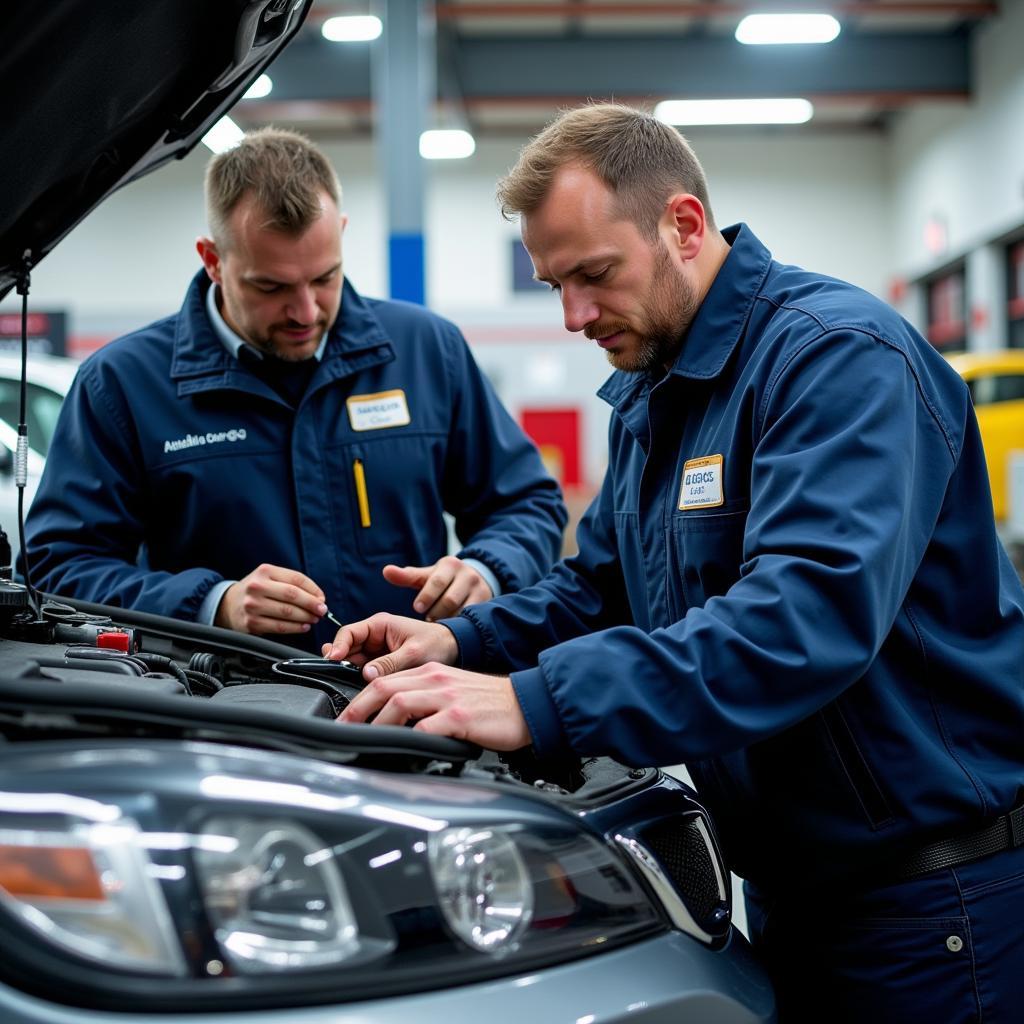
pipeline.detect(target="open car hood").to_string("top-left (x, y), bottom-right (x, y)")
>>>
top-left (0, 0), bottom-right (313, 301)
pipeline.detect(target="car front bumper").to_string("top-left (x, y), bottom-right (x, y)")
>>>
top-left (0, 929), bottom-right (775, 1024)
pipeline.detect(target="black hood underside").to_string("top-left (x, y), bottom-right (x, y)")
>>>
top-left (0, 0), bottom-right (312, 300)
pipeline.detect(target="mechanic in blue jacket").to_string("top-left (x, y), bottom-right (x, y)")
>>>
top-left (327, 106), bottom-right (1024, 1020)
top-left (24, 128), bottom-right (566, 654)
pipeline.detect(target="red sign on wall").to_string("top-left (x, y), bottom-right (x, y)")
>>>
top-left (520, 408), bottom-right (582, 489)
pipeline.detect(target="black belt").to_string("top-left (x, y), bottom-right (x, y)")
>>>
top-left (891, 802), bottom-right (1024, 881)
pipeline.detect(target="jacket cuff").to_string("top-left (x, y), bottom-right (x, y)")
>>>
top-left (460, 558), bottom-right (501, 598)
top-left (456, 546), bottom-right (518, 594)
top-left (441, 615), bottom-right (486, 669)
top-left (198, 579), bottom-right (235, 626)
top-left (176, 569), bottom-right (226, 622)
top-left (510, 667), bottom-right (572, 758)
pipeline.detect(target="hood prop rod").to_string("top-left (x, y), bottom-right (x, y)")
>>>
top-left (14, 251), bottom-right (41, 619)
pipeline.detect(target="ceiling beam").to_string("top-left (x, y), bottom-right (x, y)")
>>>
top-left (434, 2), bottom-right (996, 20)
top-left (265, 30), bottom-right (969, 103)
top-left (457, 33), bottom-right (969, 98)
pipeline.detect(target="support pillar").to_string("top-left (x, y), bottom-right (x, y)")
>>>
top-left (373, 0), bottom-right (434, 304)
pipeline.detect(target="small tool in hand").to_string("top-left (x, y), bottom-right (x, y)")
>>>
top-left (325, 608), bottom-right (343, 629)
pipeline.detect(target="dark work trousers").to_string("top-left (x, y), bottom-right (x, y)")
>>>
top-left (745, 844), bottom-right (1024, 1022)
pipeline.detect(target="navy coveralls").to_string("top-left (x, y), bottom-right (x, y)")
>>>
top-left (446, 226), bottom-right (1024, 1019)
top-left (25, 273), bottom-right (566, 652)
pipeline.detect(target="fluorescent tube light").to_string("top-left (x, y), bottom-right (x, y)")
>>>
top-left (201, 116), bottom-right (245, 153)
top-left (242, 74), bottom-right (273, 100)
top-left (419, 129), bottom-right (476, 160)
top-left (655, 98), bottom-right (813, 126)
top-left (735, 13), bottom-right (840, 45)
top-left (322, 15), bottom-right (383, 42)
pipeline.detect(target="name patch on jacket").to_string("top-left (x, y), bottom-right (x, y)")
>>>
top-left (346, 390), bottom-right (411, 431)
top-left (678, 454), bottom-right (724, 510)
top-left (163, 428), bottom-right (247, 454)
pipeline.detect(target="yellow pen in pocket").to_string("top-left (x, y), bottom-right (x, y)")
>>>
top-left (352, 457), bottom-right (372, 528)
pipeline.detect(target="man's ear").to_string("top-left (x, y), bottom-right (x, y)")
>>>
top-left (339, 213), bottom-right (350, 236)
top-left (196, 237), bottom-right (223, 284)
top-left (662, 194), bottom-right (705, 262)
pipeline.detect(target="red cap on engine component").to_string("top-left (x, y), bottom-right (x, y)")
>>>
top-left (96, 631), bottom-right (131, 653)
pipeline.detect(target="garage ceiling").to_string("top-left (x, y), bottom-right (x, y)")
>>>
top-left (235, 0), bottom-right (997, 136)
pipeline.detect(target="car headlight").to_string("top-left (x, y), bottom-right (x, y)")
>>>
top-left (0, 818), bottom-right (185, 975)
top-left (194, 817), bottom-right (360, 972)
top-left (0, 743), bottom-right (666, 1012)
top-left (429, 826), bottom-right (534, 952)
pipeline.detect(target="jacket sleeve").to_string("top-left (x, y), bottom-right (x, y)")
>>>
top-left (22, 359), bottom-right (222, 619)
top-left (491, 331), bottom-right (960, 765)
top-left (446, 465), bottom-right (633, 669)
top-left (439, 325), bottom-right (568, 591)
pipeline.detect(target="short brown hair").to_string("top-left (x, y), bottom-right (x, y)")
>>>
top-left (497, 103), bottom-right (715, 238)
top-left (204, 127), bottom-right (341, 247)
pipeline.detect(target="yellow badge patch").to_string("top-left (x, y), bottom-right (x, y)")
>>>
top-left (678, 454), bottom-right (724, 510)
top-left (346, 389), bottom-right (411, 431)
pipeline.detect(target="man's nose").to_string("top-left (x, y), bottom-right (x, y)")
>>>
top-left (288, 286), bottom-right (318, 324)
top-left (561, 287), bottom-right (599, 334)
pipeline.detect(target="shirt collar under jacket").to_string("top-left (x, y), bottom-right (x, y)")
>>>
top-left (171, 271), bottom-right (394, 384)
top-left (597, 223), bottom-right (772, 410)
top-left (205, 282), bottom-right (328, 363)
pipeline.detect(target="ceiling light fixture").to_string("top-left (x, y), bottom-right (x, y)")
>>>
top-left (321, 15), bottom-right (383, 42)
top-left (419, 129), bottom-right (476, 160)
top-left (242, 74), bottom-right (273, 100)
top-left (201, 116), bottom-right (245, 153)
top-left (655, 98), bottom-right (814, 126)
top-left (735, 13), bottom-right (841, 45)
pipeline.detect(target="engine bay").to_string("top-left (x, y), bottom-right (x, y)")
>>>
top-left (0, 577), bottom-right (643, 800)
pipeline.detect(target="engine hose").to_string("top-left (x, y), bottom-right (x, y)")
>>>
top-left (42, 600), bottom-right (113, 625)
top-left (188, 651), bottom-right (225, 679)
top-left (131, 652), bottom-right (192, 695)
top-left (183, 668), bottom-right (224, 695)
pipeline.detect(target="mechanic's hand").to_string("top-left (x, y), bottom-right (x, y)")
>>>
top-left (215, 563), bottom-right (327, 636)
top-left (321, 612), bottom-right (457, 680)
top-left (338, 665), bottom-right (531, 750)
top-left (382, 556), bottom-right (493, 621)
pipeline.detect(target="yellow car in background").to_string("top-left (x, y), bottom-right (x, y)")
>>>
top-left (945, 350), bottom-right (1024, 520)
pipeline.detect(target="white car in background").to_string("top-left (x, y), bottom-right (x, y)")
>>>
top-left (0, 354), bottom-right (78, 563)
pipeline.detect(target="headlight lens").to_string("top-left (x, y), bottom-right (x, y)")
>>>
top-left (429, 826), bottom-right (533, 952)
top-left (194, 817), bottom-right (358, 972)
top-left (0, 820), bottom-right (185, 975)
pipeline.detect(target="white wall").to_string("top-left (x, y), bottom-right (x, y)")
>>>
top-left (886, 0), bottom-right (1024, 345)
top-left (5, 142), bottom-right (386, 334)
top-left (10, 130), bottom-right (891, 319)
top-left (890, 0), bottom-right (1024, 277)
top-left (428, 131), bottom-right (892, 312)
top-left (3, 127), bottom-right (892, 488)
top-left (433, 131), bottom-right (891, 484)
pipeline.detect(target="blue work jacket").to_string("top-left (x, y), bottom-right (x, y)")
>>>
top-left (26, 272), bottom-right (566, 652)
top-left (447, 225), bottom-right (1024, 892)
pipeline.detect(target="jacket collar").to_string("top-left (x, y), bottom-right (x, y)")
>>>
top-left (597, 223), bottom-right (772, 411)
top-left (170, 271), bottom-right (395, 390)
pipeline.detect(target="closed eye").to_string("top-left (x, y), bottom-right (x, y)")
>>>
top-left (582, 267), bottom-right (609, 283)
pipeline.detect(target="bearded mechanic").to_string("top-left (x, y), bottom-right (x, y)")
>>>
top-left (327, 105), bottom-right (1024, 1019)
top-left (24, 129), bottom-right (565, 652)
